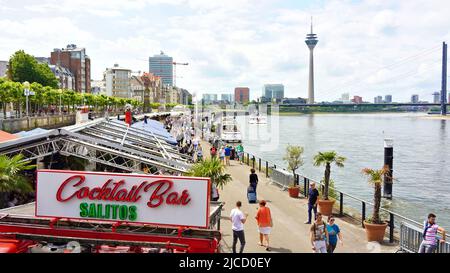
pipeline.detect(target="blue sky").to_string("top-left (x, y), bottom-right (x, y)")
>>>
top-left (1, 0), bottom-right (450, 102)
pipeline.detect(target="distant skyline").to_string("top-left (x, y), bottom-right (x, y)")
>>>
top-left (1, 0), bottom-right (450, 102)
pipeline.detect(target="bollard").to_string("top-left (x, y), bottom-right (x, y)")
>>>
top-left (252, 156), bottom-right (255, 169)
top-left (304, 178), bottom-right (308, 197)
top-left (383, 138), bottom-right (394, 199)
top-left (265, 161), bottom-right (269, 178)
top-left (258, 158), bottom-right (261, 172)
top-left (339, 192), bottom-right (344, 217)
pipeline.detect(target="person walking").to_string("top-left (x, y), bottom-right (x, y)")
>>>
top-left (210, 146), bottom-right (217, 158)
top-left (419, 213), bottom-right (447, 253)
top-left (255, 200), bottom-right (273, 251)
top-left (249, 168), bottom-right (258, 192)
top-left (196, 144), bottom-right (203, 162)
top-left (304, 182), bottom-right (319, 224)
top-left (236, 144), bottom-right (244, 164)
top-left (230, 201), bottom-right (248, 253)
top-left (310, 212), bottom-right (329, 253)
top-left (219, 146), bottom-right (225, 165)
top-left (224, 145), bottom-right (232, 166)
top-left (326, 215), bottom-right (343, 253)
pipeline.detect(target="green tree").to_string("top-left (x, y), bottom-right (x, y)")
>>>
top-left (313, 151), bottom-right (345, 200)
top-left (7, 81), bottom-right (24, 117)
top-left (0, 154), bottom-right (35, 208)
top-left (30, 82), bottom-right (45, 113)
top-left (8, 50), bottom-right (58, 88)
top-left (283, 145), bottom-right (304, 185)
top-left (43, 88), bottom-right (58, 110)
top-left (186, 157), bottom-right (232, 192)
top-left (0, 80), bottom-right (12, 117)
top-left (362, 167), bottom-right (389, 224)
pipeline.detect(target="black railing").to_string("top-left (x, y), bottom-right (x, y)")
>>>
top-left (240, 151), bottom-right (431, 244)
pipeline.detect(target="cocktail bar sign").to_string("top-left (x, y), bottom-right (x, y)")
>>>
top-left (36, 170), bottom-right (211, 228)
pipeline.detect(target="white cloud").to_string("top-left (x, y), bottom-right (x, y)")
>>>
top-left (1, 0), bottom-right (450, 102)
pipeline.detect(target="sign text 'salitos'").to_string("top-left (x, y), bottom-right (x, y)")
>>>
top-left (56, 175), bottom-right (192, 208)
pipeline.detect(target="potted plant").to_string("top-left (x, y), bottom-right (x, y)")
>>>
top-left (0, 154), bottom-right (35, 208)
top-left (361, 166), bottom-right (389, 242)
top-left (186, 157), bottom-right (232, 200)
top-left (283, 145), bottom-right (304, 198)
top-left (313, 151), bottom-right (345, 216)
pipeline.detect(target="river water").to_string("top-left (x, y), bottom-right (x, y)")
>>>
top-left (234, 113), bottom-right (450, 229)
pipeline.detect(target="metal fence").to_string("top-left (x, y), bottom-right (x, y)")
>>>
top-left (209, 202), bottom-right (224, 230)
top-left (399, 222), bottom-right (450, 253)
top-left (241, 151), bottom-right (442, 244)
top-left (269, 168), bottom-right (294, 190)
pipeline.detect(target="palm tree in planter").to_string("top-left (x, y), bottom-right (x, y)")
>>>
top-left (283, 145), bottom-right (304, 198)
top-left (361, 166), bottom-right (390, 242)
top-left (0, 154), bottom-right (35, 208)
top-left (313, 151), bottom-right (346, 216)
top-left (186, 157), bottom-right (232, 200)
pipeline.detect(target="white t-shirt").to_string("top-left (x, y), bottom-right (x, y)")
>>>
top-left (230, 208), bottom-right (245, 231)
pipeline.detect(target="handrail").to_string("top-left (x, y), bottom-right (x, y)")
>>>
top-left (243, 151), bottom-right (427, 242)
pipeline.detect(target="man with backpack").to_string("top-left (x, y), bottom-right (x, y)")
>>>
top-left (419, 213), bottom-right (446, 253)
top-left (310, 212), bottom-right (329, 253)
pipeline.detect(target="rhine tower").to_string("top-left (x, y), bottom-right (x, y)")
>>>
top-left (305, 17), bottom-right (318, 104)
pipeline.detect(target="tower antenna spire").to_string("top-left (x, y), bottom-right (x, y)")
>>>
top-left (310, 16), bottom-right (313, 34)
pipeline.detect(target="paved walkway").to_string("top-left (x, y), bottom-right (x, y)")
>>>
top-left (202, 142), bottom-right (398, 253)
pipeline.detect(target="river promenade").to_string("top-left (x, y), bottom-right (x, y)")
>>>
top-left (201, 141), bottom-right (398, 253)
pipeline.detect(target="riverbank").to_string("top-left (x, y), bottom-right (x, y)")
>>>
top-left (201, 141), bottom-right (398, 253)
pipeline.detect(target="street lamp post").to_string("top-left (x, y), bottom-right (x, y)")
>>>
top-left (58, 89), bottom-right (63, 113)
top-left (23, 81), bottom-right (31, 117)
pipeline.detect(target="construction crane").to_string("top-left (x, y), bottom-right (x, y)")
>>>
top-left (173, 62), bottom-right (188, 87)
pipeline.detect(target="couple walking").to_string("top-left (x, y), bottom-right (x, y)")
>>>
top-left (305, 182), bottom-right (344, 253)
top-left (230, 200), bottom-right (273, 253)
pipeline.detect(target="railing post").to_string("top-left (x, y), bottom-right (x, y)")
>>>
top-left (258, 158), bottom-right (261, 172)
top-left (252, 156), bottom-right (255, 169)
top-left (304, 178), bottom-right (308, 197)
top-left (339, 192), bottom-right (344, 217)
top-left (247, 153), bottom-right (249, 165)
top-left (265, 161), bottom-right (269, 178)
top-left (295, 174), bottom-right (299, 186)
top-left (389, 213), bottom-right (394, 243)
top-left (362, 202), bottom-right (366, 227)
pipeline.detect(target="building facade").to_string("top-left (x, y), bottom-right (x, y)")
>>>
top-left (104, 64), bottom-right (131, 98)
top-left (180, 89), bottom-right (192, 105)
top-left (385, 95), bottom-right (392, 103)
top-left (433, 92), bottom-right (441, 103)
top-left (49, 65), bottom-right (75, 90)
top-left (202, 94), bottom-right (218, 104)
top-left (411, 94), bottom-right (419, 103)
top-left (234, 87), bottom-right (250, 103)
top-left (281, 97), bottom-right (307, 104)
top-left (263, 84), bottom-right (284, 102)
top-left (149, 51), bottom-right (173, 87)
top-left (340, 93), bottom-right (350, 103)
top-left (91, 80), bottom-right (106, 95)
top-left (352, 96), bottom-right (363, 104)
top-left (221, 93), bottom-right (233, 103)
top-left (50, 44), bottom-right (91, 93)
top-left (130, 76), bottom-right (145, 103)
top-left (374, 96), bottom-right (383, 104)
